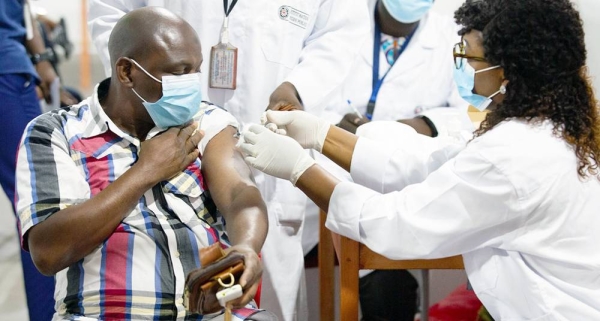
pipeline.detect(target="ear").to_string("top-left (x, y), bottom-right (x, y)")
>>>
top-left (115, 57), bottom-right (134, 88)
top-left (497, 66), bottom-right (509, 88)
top-left (497, 66), bottom-right (505, 81)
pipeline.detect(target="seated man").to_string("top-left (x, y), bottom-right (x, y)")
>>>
top-left (15, 7), bottom-right (274, 321)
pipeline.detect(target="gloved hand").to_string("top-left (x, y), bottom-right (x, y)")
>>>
top-left (240, 124), bottom-right (316, 185)
top-left (261, 110), bottom-right (330, 152)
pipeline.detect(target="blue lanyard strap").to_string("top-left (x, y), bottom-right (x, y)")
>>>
top-left (366, 19), bottom-right (418, 120)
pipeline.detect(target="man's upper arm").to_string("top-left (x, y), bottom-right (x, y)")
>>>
top-left (201, 126), bottom-right (256, 215)
top-left (88, 0), bottom-right (146, 76)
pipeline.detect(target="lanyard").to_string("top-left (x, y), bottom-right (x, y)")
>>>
top-left (219, 0), bottom-right (239, 43)
top-left (223, 0), bottom-right (239, 17)
top-left (366, 19), bottom-right (418, 120)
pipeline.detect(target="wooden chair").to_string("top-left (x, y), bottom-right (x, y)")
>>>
top-left (318, 209), bottom-right (336, 321)
top-left (318, 210), bottom-right (464, 321)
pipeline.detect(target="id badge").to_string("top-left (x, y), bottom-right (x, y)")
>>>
top-left (209, 43), bottom-right (238, 89)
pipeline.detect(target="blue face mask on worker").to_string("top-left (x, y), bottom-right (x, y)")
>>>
top-left (381, 0), bottom-right (434, 23)
top-left (453, 58), bottom-right (504, 111)
top-left (129, 58), bottom-right (202, 129)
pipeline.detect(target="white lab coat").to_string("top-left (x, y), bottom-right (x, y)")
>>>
top-left (327, 119), bottom-right (600, 320)
top-left (303, 2), bottom-right (471, 254)
top-left (88, 1), bottom-right (369, 320)
top-left (320, 0), bottom-right (470, 132)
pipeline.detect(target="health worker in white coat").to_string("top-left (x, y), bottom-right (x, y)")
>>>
top-left (239, 0), bottom-right (600, 319)
top-left (87, 1), bottom-right (370, 320)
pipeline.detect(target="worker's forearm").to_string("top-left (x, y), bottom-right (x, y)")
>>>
top-left (295, 164), bottom-right (339, 213)
top-left (222, 187), bottom-right (268, 254)
top-left (28, 164), bottom-right (157, 275)
top-left (321, 125), bottom-right (359, 172)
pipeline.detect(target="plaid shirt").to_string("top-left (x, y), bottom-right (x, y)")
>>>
top-left (16, 79), bottom-right (259, 320)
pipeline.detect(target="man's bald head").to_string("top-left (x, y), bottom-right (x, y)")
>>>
top-left (108, 7), bottom-right (200, 70)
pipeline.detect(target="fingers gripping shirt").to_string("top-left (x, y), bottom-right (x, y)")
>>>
top-left (15, 79), bottom-right (255, 320)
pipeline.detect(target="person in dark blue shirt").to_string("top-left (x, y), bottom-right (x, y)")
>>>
top-left (0, 1), bottom-right (58, 320)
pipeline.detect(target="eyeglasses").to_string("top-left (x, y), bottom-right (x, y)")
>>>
top-left (453, 41), bottom-right (487, 69)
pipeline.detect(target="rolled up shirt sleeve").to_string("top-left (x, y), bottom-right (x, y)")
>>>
top-left (16, 114), bottom-right (90, 249)
top-left (197, 104), bottom-right (240, 155)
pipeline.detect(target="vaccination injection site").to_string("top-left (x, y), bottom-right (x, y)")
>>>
top-left (2, 0), bottom-right (600, 320)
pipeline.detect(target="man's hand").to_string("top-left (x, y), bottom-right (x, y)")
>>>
top-left (266, 81), bottom-right (303, 111)
top-left (337, 112), bottom-right (370, 134)
top-left (35, 60), bottom-right (58, 103)
top-left (136, 122), bottom-right (203, 183)
top-left (225, 244), bottom-right (262, 309)
top-left (240, 124), bottom-right (315, 185)
top-left (263, 110), bottom-right (330, 152)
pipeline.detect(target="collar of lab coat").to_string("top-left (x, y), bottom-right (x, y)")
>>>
top-left (360, 10), bottom-right (440, 77)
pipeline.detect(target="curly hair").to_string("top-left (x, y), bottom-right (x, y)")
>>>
top-left (455, 0), bottom-right (600, 179)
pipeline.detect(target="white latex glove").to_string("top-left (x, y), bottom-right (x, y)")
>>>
top-left (262, 110), bottom-right (330, 152)
top-left (240, 124), bottom-right (316, 185)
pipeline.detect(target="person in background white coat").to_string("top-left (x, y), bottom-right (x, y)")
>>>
top-left (239, 0), bottom-right (600, 319)
top-left (303, 1), bottom-right (470, 318)
top-left (323, 0), bottom-right (469, 135)
top-left (88, 1), bottom-right (369, 320)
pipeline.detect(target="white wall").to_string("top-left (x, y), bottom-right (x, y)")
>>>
top-left (431, 0), bottom-right (465, 16)
top-left (576, 0), bottom-right (600, 94)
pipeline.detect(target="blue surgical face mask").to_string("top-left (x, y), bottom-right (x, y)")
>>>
top-left (129, 58), bottom-right (202, 129)
top-left (381, 0), bottom-right (434, 23)
top-left (453, 59), bottom-right (504, 111)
